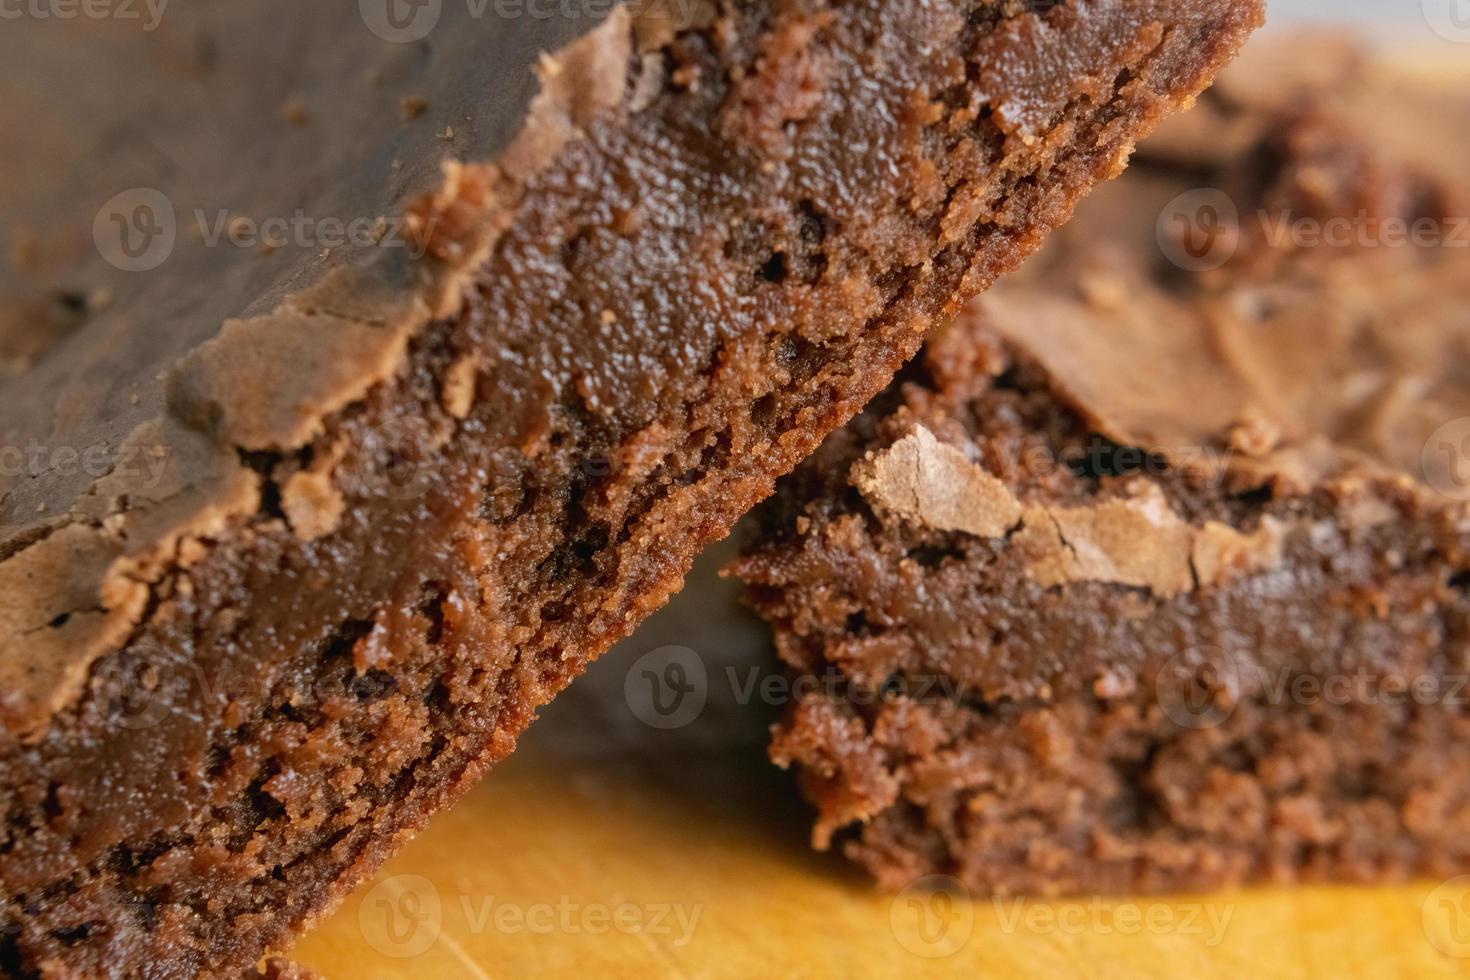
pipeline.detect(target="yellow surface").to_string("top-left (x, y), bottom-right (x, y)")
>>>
top-left (289, 546), bottom-right (1470, 978)
top-left (296, 751), bottom-right (1470, 979)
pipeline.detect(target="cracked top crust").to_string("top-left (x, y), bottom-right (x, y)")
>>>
top-left (0, 3), bottom-right (635, 737)
top-left (855, 427), bottom-right (1288, 596)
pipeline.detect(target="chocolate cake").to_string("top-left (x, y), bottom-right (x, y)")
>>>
top-left (0, 0), bottom-right (1261, 974)
top-left (734, 38), bottom-right (1470, 896)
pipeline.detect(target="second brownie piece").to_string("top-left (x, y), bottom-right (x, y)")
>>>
top-left (733, 39), bottom-right (1470, 895)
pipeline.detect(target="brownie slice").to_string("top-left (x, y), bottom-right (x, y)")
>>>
top-left (733, 38), bottom-right (1470, 896)
top-left (0, 0), bottom-right (1261, 974)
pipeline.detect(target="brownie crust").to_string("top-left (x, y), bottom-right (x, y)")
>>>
top-left (735, 38), bottom-right (1470, 897)
top-left (0, 1), bottom-right (1261, 974)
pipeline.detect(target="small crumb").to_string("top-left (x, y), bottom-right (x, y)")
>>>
top-left (280, 96), bottom-right (308, 126)
top-left (600, 309), bottom-right (617, 326)
top-left (281, 470), bottom-right (346, 542)
top-left (440, 356), bottom-right (479, 420)
top-left (1295, 166), bottom-right (1336, 201)
top-left (439, 126), bottom-right (456, 141)
top-left (88, 287), bottom-right (114, 313)
top-left (911, 96), bottom-right (945, 127)
top-left (400, 96), bottom-right (428, 120)
top-left (1078, 269), bottom-right (1128, 312)
top-left (36, 502), bottom-right (46, 513)
top-left (1227, 407), bottom-right (1282, 458)
top-left (611, 206), bottom-right (643, 236)
top-left (795, 516), bottom-right (811, 535)
top-left (9, 226), bottom-right (40, 273)
top-left (671, 63), bottom-right (700, 90)
top-left (1092, 668), bottom-right (1136, 700)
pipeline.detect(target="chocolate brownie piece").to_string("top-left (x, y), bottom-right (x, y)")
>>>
top-left (733, 39), bottom-right (1470, 896)
top-left (0, 0), bottom-right (1261, 974)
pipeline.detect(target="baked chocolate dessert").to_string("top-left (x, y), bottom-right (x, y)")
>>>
top-left (0, 0), bottom-right (1262, 974)
top-left (734, 39), bottom-right (1470, 896)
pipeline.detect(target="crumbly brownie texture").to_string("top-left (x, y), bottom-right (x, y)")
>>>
top-left (0, 0), bottom-right (1261, 974)
top-left (734, 41), bottom-right (1470, 896)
